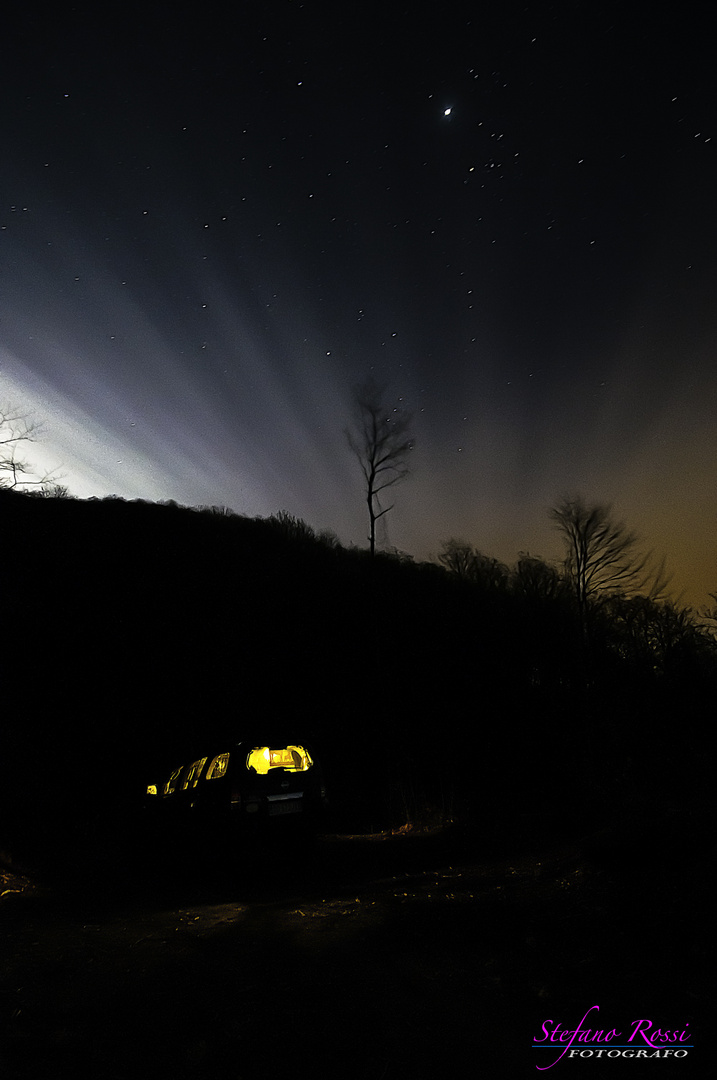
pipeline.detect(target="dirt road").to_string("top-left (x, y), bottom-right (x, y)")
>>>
top-left (0, 829), bottom-right (706, 1078)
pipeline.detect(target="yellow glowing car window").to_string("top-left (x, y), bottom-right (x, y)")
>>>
top-left (246, 745), bottom-right (313, 774)
top-left (163, 766), bottom-right (184, 796)
top-left (206, 752), bottom-right (230, 780)
top-left (182, 757), bottom-right (208, 790)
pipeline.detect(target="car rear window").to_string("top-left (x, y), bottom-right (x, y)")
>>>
top-left (246, 745), bottom-right (313, 774)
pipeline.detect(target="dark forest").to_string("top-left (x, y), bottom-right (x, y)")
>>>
top-left (2, 487), bottom-right (714, 869)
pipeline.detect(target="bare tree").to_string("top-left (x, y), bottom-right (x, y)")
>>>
top-left (438, 539), bottom-right (509, 590)
top-left (345, 380), bottom-right (414, 556)
top-left (0, 403), bottom-right (59, 490)
top-left (701, 592), bottom-right (717, 643)
top-left (550, 495), bottom-right (670, 621)
top-left (511, 553), bottom-right (567, 602)
top-left (437, 539), bottom-right (476, 580)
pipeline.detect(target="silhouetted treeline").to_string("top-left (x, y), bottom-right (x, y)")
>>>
top-left (1, 488), bottom-right (715, 864)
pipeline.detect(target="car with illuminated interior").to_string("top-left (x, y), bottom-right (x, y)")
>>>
top-left (145, 740), bottom-right (328, 835)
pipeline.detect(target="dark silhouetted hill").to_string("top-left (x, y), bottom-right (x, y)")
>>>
top-left (1, 488), bottom-right (715, 865)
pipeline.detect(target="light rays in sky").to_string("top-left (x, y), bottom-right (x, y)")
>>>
top-left (1, 5), bottom-right (716, 605)
top-left (3, 219), bottom-right (717, 607)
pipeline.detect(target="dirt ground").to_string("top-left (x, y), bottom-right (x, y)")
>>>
top-left (0, 826), bottom-right (708, 1078)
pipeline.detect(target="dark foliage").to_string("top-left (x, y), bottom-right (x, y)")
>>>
top-left (1, 488), bottom-right (715, 869)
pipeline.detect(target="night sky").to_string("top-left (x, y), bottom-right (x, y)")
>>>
top-left (2, 4), bottom-right (716, 605)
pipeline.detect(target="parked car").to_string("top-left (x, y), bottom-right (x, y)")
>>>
top-left (145, 739), bottom-right (328, 836)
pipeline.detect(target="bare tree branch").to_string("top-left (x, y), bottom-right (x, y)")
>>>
top-left (345, 380), bottom-right (414, 556)
top-left (0, 403), bottom-right (62, 491)
top-left (550, 495), bottom-right (672, 620)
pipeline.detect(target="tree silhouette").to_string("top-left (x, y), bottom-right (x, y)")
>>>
top-left (603, 592), bottom-right (712, 680)
top-left (437, 539), bottom-right (475, 579)
top-left (345, 380), bottom-right (414, 556)
top-left (438, 539), bottom-right (509, 591)
top-left (550, 495), bottom-right (669, 623)
top-left (0, 403), bottom-right (59, 490)
top-left (511, 553), bottom-right (566, 602)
